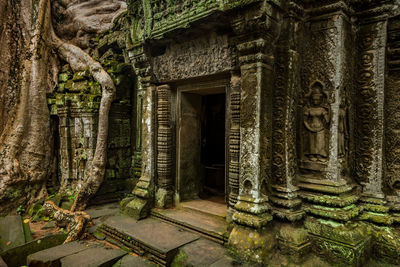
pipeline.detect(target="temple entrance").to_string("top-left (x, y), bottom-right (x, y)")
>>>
top-left (200, 93), bottom-right (226, 203)
top-left (176, 82), bottom-right (228, 208)
top-left (152, 80), bottom-right (230, 244)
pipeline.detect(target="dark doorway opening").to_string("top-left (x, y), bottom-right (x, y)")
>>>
top-left (200, 93), bottom-right (226, 204)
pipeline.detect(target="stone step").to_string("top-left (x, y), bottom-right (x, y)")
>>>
top-left (27, 240), bottom-right (126, 267)
top-left (0, 215), bottom-right (27, 252)
top-left (59, 246), bottom-right (126, 267)
top-left (97, 215), bottom-right (199, 266)
top-left (1, 233), bottom-right (66, 267)
top-left (151, 208), bottom-right (228, 244)
top-left (171, 238), bottom-right (228, 266)
top-left (113, 254), bottom-right (156, 267)
top-left (180, 199), bottom-right (227, 219)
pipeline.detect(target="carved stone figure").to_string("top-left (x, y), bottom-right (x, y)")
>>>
top-left (303, 82), bottom-right (330, 162)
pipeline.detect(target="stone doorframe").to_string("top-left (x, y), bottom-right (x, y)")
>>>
top-left (173, 78), bottom-right (231, 207)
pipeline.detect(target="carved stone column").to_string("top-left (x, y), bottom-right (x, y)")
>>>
top-left (299, 3), bottom-right (368, 266)
top-left (155, 84), bottom-right (173, 208)
top-left (362, 5), bottom-right (400, 265)
top-left (271, 3), bottom-right (310, 263)
top-left (227, 3), bottom-right (283, 263)
top-left (297, 9), bottom-right (358, 217)
top-left (271, 2), bottom-right (303, 223)
top-left (132, 84), bottom-right (143, 180)
top-left (228, 36), bottom-right (275, 264)
top-left (122, 44), bottom-right (155, 219)
top-left (355, 10), bottom-right (391, 224)
top-left (386, 14), bottom-right (400, 224)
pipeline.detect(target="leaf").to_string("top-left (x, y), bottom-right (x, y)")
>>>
top-left (24, 219), bottom-right (30, 223)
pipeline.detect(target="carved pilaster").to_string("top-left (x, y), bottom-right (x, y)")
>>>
top-left (299, 4), bottom-right (371, 266)
top-left (227, 3), bottom-right (282, 263)
top-left (228, 36), bottom-right (276, 264)
top-left (271, 2), bottom-right (304, 222)
top-left (122, 44), bottom-right (155, 219)
top-left (228, 73), bottom-right (241, 212)
top-left (298, 6), bottom-right (359, 221)
top-left (385, 15), bottom-right (400, 225)
top-left (355, 13), bottom-right (390, 224)
top-left (155, 84), bottom-right (173, 208)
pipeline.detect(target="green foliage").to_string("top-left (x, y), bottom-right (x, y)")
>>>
top-left (16, 205), bottom-right (25, 215)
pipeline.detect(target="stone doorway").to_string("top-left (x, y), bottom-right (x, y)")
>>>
top-left (176, 81), bottom-right (228, 212)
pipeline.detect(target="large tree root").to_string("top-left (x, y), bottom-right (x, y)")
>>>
top-left (49, 27), bottom-right (116, 213)
top-left (45, 4), bottom-right (116, 240)
top-left (43, 201), bottom-right (91, 243)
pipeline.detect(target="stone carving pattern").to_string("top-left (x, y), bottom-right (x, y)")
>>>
top-left (229, 79), bottom-right (240, 207)
top-left (157, 85), bottom-right (173, 191)
top-left (273, 49), bottom-right (297, 185)
top-left (150, 0), bottom-right (219, 34)
top-left (151, 33), bottom-right (233, 82)
top-left (302, 81), bottom-right (331, 163)
top-left (300, 19), bottom-right (337, 169)
top-left (385, 21), bottom-right (400, 193)
top-left (355, 22), bottom-right (385, 192)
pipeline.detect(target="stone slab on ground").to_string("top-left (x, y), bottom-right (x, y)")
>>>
top-left (113, 254), bottom-right (156, 267)
top-left (152, 208), bottom-right (228, 243)
top-left (60, 246), bottom-right (126, 267)
top-left (1, 233), bottom-right (66, 267)
top-left (177, 238), bottom-right (227, 266)
top-left (99, 215), bottom-right (199, 265)
top-left (0, 215), bottom-right (26, 252)
top-left (102, 216), bottom-right (199, 254)
top-left (27, 241), bottom-right (95, 266)
top-left (180, 199), bottom-right (227, 218)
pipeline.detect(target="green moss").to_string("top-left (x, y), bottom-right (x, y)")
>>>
top-left (171, 249), bottom-right (188, 267)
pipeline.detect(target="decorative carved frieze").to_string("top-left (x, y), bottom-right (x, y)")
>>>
top-left (150, 32), bottom-right (234, 82)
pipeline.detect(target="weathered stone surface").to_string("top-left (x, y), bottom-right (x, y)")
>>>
top-left (180, 199), bottom-right (227, 219)
top-left (305, 217), bottom-right (370, 267)
top-left (228, 225), bottom-right (276, 264)
top-left (60, 247), bottom-right (126, 267)
top-left (98, 215), bottom-right (199, 265)
top-left (172, 238), bottom-right (226, 266)
top-left (41, 0), bottom-right (400, 265)
top-left (152, 208), bottom-right (227, 244)
top-left (0, 216), bottom-right (25, 252)
top-left (113, 254), bottom-right (156, 267)
top-left (27, 241), bottom-right (95, 266)
top-left (151, 32), bottom-right (233, 82)
top-left (85, 203), bottom-right (119, 219)
top-left (1, 234), bottom-right (66, 267)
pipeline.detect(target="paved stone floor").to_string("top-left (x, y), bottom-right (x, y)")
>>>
top-left (0, 203), bottom-right (239, 266)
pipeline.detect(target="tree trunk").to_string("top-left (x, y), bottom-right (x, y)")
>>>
top-left (0, 0), bottom-right (56, 214)
top-left (0, 0), bottom-right (124, 219)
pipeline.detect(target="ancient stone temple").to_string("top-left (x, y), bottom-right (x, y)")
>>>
top-left (48, 0), bottom-right (400, 266)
